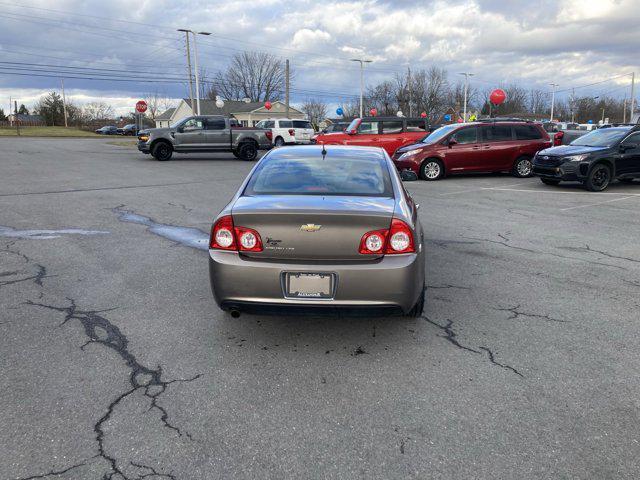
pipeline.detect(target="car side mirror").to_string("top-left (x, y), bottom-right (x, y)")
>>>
top-left (176, 126), bottom-right (184, 133)
top-left (447, 138), bottom-right (458, 147)
top-left (400, 170), bottom-right (418, 182)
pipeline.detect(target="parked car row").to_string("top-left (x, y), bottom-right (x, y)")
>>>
top-left (95, 124), bottom-right (138, 135)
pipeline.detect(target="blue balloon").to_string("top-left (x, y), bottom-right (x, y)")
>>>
top-left (444, 114), bottom-right (451, 121)
top-left (587, 120), bottom-right (593, 124)
top-left (336, 107), bottom-right (344, 116)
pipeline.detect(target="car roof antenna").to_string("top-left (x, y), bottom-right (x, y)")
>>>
top-left (321, 143), bottom-right (327, 159)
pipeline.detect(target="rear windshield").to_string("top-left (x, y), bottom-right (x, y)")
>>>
top-left (244, 151), bottom-right (393, 197)
top-left (292, 120), bottom-right (313, 129)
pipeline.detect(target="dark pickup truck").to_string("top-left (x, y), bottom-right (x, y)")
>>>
top-left (138, 115), bottom-right (273, 161)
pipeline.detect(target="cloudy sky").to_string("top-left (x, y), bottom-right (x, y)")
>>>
top-left (1, 0), bottom-right (638, 115)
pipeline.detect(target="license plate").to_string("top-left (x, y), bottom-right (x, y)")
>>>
top-left (285, 272), bottom-right (334, 299)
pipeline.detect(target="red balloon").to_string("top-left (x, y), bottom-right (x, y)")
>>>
top-left (264, 101), bottom-right (272, 110)
top-left (420, 112), bottom-right (427, 118)
top-left (369, 108), bottom-right (377, 116)
top-left (489, 89), bottom-right (506, 105)
top-left (457, 118), bottom-right (463, 123)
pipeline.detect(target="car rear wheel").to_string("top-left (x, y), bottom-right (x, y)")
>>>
top-left (512, 156), bottom-right (533, 177)
top-left (541, 178), bottom-right (561, 186)
top-left (420, 159), bottom-right (444, 181)
top-left (586, 164), bottom-right (611, 191)
top-left (152, 142), bottom-right (173, 161)
top-left (405, 288), bottom-right (425, 317)
top-left (274, 137), bottom-right (285, 147)
top-left (238, 142), bottom-right (258, 161)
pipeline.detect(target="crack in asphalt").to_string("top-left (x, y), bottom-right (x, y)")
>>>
top-left (112, 205), bottom-right (209, 251)
top-left (558, 244), bottom-right (640, 264)
top-left (26, 298), bottom-right (203, 479)
top-left (1, 244), bottom-right (53, 293)
top-left (426, 284), bottom-right (471, 290)
top-left (494, 305), bottom-right (568, 323)
top-left (422, 316), bottom-right (525, 377)
top-left (15, 461), bottom-right (87, 480)
top-left (479, 347), bottom-right (524, 377)
top-left (464, 236), bottom-right (627, 270)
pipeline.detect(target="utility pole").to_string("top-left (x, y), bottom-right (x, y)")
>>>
top-left (14, 100), bottom-right (20, 136)
top-left (178, 29), bottom-right (195, 115)
top-left (61, 78), bottom-right (68, 127)
top-left (350, 58), bottom-right (372, 118)
top-left (549, 83), bottom-right (559, 121)
top-left (285, 59), bottom-right (290, 119)
top-left (178, 29), bottom-right (211, 116)
top-left (407, 67), bottom-right (412, 117)
top-left (570, 88), bottom-right (575, 123)
top-left (458, 72), bottom-right (474, 122)
top-left (629, 71), bottom-right (635, 122)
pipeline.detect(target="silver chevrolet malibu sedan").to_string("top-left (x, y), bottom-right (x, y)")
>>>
top-left (208, 145), bottom-right (425, 317)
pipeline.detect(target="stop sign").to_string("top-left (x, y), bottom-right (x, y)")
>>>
top-left (135, 100), bottom-right (147, 113)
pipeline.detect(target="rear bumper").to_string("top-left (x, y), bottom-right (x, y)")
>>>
top-left (209, 249), bottom-right (424, 313)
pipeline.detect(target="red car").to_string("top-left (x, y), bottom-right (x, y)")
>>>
top-left (313, 117), bottom-right (430, 156)
top-left (392, 120), bottom-right (552, 180)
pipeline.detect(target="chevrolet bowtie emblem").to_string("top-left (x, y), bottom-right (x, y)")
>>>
top-left (300, 224), bottom-right (322, 232)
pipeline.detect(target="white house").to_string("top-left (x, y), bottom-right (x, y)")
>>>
top-left (155, 99), bottom-right (306, 128)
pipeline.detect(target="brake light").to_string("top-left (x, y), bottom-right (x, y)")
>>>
top-left (386, 219), bottom-right (414, 253)
top-left (288, 129), bottom-right (295, 136)
top-left (235, 226), bottom-right (263, 252)
top-left (210, 215), bottom-right (236, 250)
top-left (359, 229), bottom-right (388, 254)
top-left (265, 130), bottom-right (273, 142)
top-left (358, 219), bottom-right (415, 255)
top-left (210, 216), bottom-right (263, 252)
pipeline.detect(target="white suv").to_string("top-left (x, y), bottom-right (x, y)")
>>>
top-left (256, 118), bottom-right (315, 146)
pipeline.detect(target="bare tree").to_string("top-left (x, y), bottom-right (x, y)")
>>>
top-left (366, 80), bottom-right (397, 115)
top-left (81, 102), bottom-right (115, 122)
top-left (216, 51), bottom-right (286, 102)
top-left (528, 89), bottom-right (548, 115)
top-left (144, 91), bottom-right (175, 120)
top-left (412, 66), bottom-right (450, 121)
top-left (301, 98), bottom-right (328, 129)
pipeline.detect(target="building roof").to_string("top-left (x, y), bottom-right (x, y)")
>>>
top-left (9, 114), bottom-right (43, 121)
top-left (156, 107), bottom-right (175, 120)
top-left (182, 99), bottom-right (304, 116)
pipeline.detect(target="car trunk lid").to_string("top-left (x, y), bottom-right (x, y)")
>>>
top-left (232, 195), bottom-right (395, 260)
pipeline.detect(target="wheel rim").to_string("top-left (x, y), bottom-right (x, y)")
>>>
top-left (424, 162), bottom-right (440, 179)
top-left (517, 159), bottom-right (532, 176)
top-left (275, 138), bottom-right (284, 146)
top-left (592, 167), bottom-right (609, 187)
top-left (244, 146), bottom-right (256, 159)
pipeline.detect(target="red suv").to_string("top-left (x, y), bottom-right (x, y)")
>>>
top-left (392, 120), bottom-right (552, 180)
top-left (313, 117), bottom-right (430, 156)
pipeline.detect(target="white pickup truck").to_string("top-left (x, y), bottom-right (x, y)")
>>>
top-left (255, 118), bottom-right (315, 146)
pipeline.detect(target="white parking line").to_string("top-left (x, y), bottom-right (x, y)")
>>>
top-left (560, 195), bottom-right (640, 211)
top-left (485, 187), bottom-right (640, 196)
top-left (438, 181), bottom-right (533, 196)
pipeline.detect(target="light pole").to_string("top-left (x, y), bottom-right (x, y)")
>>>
top-left (350, 58), bottom-right (372, 118)
top-left (458, 72), bottom-right (474, 121)
top-left (549, 83), bottom-right (559, 121)
top-left (178, 29), bottom-right (211, 115)
top-left (177, 29), bottom-right (195, 115)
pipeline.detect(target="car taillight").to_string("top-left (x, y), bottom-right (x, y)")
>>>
top-left (359, 229), bottom-right (388, 254)
top-left (210, 215), bottom-right (236, 250)
top-left (358, 219), bottom-right (415, 255)
top-left (210, 216), bottom-right (263, 252)
top-left (235, 226), bottom-right (263, 252)
top-left (386, 219), bottom-right (415, 254)
top-left (265, 130), bottom-right (273, 142)
top-left (288, 129), bottom-right (295, 136)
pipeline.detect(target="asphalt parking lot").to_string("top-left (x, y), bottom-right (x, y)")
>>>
top-left (2, 137), bottom-right (640, 479)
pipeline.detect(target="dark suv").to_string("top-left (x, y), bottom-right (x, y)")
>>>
top-left (532, 125), bottom-right (640, 191)
top-left (392, 120), bottom-right (551, 180)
